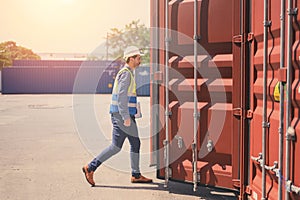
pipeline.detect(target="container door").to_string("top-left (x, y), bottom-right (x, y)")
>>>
top-left (152, 0), bottom-right (241, 191)
top-left (248, 0), bottom-right (300, 199)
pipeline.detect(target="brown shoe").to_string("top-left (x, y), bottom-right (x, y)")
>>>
top-left (131, 175), bottom-right (153, 183)
top-left (82, 165), bottom-right (95, 186)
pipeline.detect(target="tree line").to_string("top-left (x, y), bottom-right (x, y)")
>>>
top-left (0, 41), bottom-right (40, 69)
top-left (0, 20), bottom-right (150, 70)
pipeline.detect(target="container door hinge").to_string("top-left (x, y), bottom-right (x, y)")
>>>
top-left (247, 110), bottom-right (253, 119)
top-left (245, 186), bottom-right (252, 195)
top-left (233, 33), bottom-right (254, 43)
top-left (233, 108), bottom-right (242, 117)
top-left (247, 32), bottom-right (254, 42)
top-left (233, 35), bottom-right (243, 43)
top-left (232, 179), bottom-right (240, 188)
top-left (233, 108), bottom-right (253, 119)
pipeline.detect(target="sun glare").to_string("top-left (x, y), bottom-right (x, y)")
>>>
top-left (62, 0), bottom-right (73, 4)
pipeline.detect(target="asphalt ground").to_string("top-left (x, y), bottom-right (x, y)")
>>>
top-left (0, 94), bottom-right (238, 200)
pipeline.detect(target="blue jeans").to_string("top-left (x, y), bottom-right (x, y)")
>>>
top-left (88, 113), bottom-right (141, 176)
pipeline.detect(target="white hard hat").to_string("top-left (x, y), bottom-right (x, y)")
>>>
top-left (123, 46), bottom-right (144, 60)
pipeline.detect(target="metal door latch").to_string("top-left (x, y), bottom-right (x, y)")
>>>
top-left (206, 140), bottom-right (214, 152)
top-left (175, 135), bottom-right (183, 149)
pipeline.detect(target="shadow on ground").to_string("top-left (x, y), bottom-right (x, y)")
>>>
top-left (94, 180), bottom-right (238, 200)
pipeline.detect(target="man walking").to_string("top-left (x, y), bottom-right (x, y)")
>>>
top-left (82, 46), bottom-right (152, 186)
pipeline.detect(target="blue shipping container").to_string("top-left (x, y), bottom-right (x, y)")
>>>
top-left (135, 66), bottom-right (150, 96)
top-left (2, 60), bottom-right (149, 96)
top-left (2, 60), bottom-right (121, 94)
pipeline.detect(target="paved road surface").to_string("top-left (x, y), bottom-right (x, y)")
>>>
top-left (0, 94), bottom-right (238, 200)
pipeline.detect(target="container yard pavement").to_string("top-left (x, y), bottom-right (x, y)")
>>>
top-left (0, 94), bottom-right (237, 200)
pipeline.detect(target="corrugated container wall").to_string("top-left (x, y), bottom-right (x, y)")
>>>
top-left (2, 60), bottom-right (150, 96)
top-left (135, 66), bottom-right (150, 96)
top-left (150, 0), bottom-right (300, 199)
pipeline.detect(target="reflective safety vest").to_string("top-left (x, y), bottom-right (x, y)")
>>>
top-left (109, 67), bottom-right (137, 115)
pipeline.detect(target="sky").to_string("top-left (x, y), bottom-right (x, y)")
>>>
top-left (0, 0), bottom-right (150, 54)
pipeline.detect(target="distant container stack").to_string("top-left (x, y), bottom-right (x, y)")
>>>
top-left (2, 60), bottom-right (150, 96)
